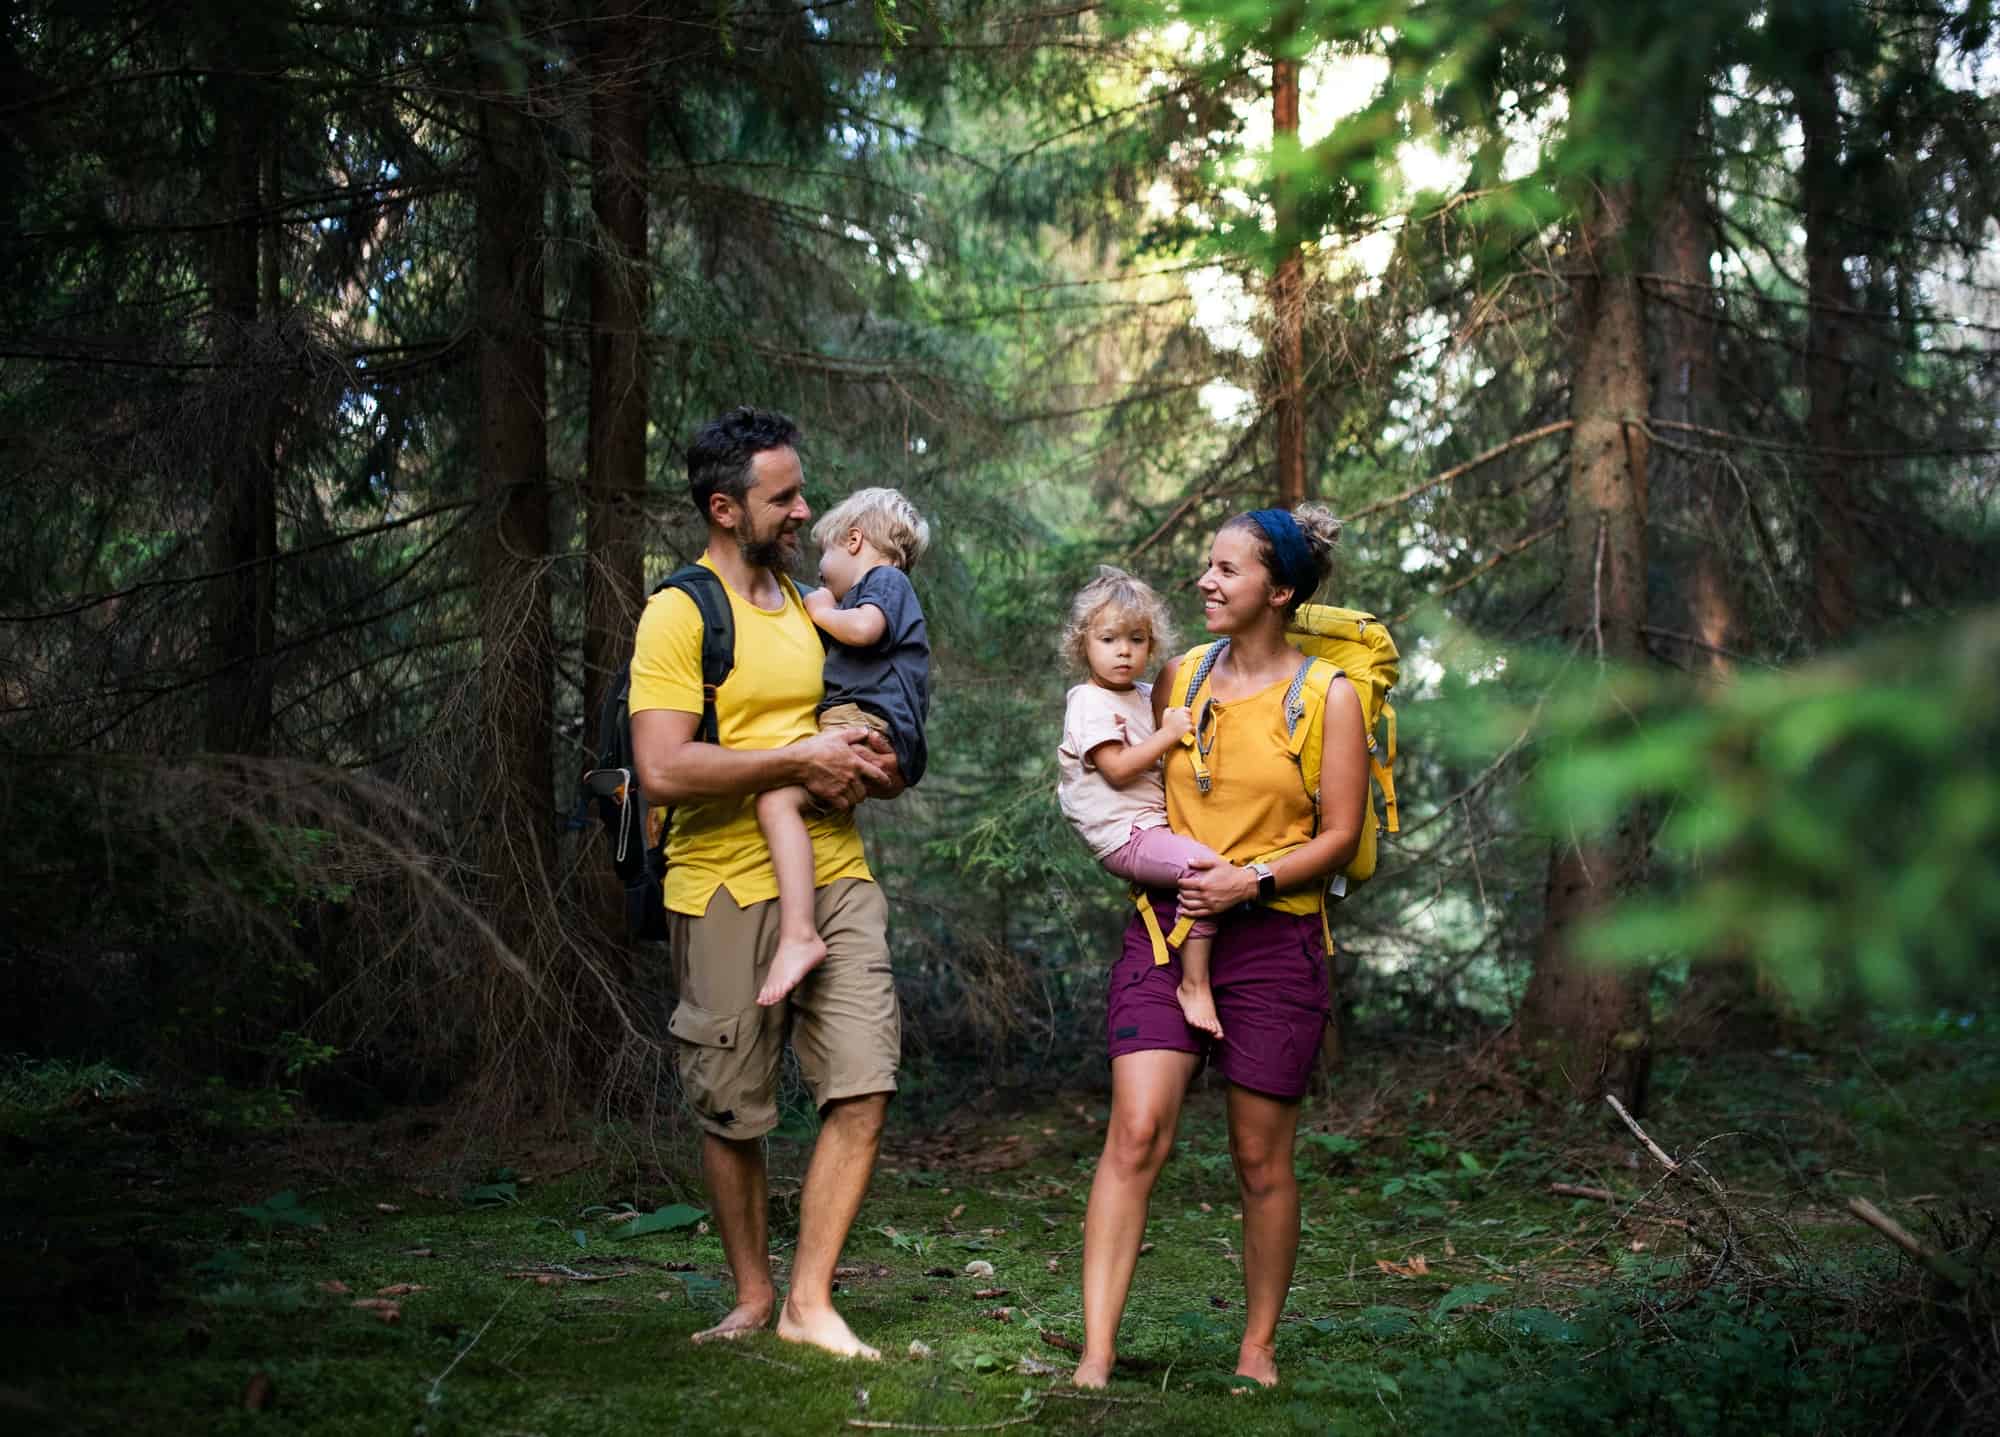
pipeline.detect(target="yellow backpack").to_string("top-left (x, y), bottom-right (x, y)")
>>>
top-left (1174, 603), bottom-right (1400, 895)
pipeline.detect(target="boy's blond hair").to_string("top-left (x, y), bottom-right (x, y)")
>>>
top-left (812, 487), bottom-right (931, 571)
top-left (1062, 567), bottom-right (1177, 673)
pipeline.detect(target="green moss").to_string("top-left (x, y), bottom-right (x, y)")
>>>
top-left (4, 1021), bottom-right (1990, 1435)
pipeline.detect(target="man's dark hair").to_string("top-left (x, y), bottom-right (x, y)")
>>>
top-left (686, 407), bottom-right (803, 517)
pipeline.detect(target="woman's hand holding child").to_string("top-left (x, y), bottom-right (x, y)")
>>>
top-left (1175, 851), bottom-right (1258, 917)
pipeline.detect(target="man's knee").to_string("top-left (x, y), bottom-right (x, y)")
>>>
top-left (822, 1091), bottom-right (889, 1143)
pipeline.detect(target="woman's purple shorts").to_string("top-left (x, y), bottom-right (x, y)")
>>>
top-left (1105, 897), bottom-right (1331, 1099)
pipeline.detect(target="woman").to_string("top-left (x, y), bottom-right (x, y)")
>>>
top-left (1073, 504), bottom-right (1369, 1390)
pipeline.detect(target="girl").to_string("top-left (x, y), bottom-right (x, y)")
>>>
top-left (1057, 569), bottom-right (1225, 1039)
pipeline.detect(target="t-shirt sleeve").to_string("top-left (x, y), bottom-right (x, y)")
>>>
top-left (1066, 687), bottom-right (1129, 770)
top-left (627, 587), bottom-right (705, 715)
top-left (844, 566), bottom-right (916, 651)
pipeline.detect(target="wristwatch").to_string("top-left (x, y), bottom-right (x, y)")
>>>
top-left (1250, 861), bottom-right (1276, 903)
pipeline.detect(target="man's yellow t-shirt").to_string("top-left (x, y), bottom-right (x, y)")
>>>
top-left (627, 558), bottom-right (871, 916)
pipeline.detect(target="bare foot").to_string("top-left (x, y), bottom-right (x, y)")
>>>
top-left (757, 933), bottom-right (827, 1007)
top-left (1233, 1339), bottom-right (1278, 1388)
top-left (1071, 1354), bottom-right (1114, 1389)
top-left (691, 1295), bottom-right (775, 1344)
top-left (1177, 981), bottom-right (1224, 1040)
top-left (776, 1297), bottom-right (880, 1360)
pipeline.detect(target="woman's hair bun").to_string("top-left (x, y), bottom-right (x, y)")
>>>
top-left (1291, 502), bottom-right (1342, 564)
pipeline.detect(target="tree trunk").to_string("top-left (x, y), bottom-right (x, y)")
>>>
top-left (1802, 50), bottom-right (1859, 644)
top-left (1271, 52), bottom-right (1305, 510)
top-left (1266, 32), bottom-right (1334, 1070)
top-left (1651, 144), bottom-right (1736, 687)
top-left (476, 30), bottom-right (555, 945)
top-left (1649, 137), bottom-right (1778, 1045)
top-left (201, 43), bottom-right (275, 754)
top-left (1517, 175), bottom-right (1653, 1109)
top-left (583, 0), bottom-right (652, 750)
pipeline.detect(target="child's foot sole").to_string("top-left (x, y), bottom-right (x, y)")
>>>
top-left (758, 935), bottom-right (827, 1006)
top-left (1177, 986), bottom-right (1225, 1040)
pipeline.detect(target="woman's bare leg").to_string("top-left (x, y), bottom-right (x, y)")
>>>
top-left (1225, 1083), bottom-right (1303, 1387)
top-left (1074, 1049), bottom-right (1200, 1387)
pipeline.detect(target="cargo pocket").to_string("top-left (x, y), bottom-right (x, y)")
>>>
top-left (667, 1000), bottom-right (748, 1130)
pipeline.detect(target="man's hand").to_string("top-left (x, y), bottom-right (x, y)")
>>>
top-left (858, 730), bottom-right (905, 800)
top-left (1158, 706), bottom-right (1193, 743)
top-left (1177, 852), bottom-right (1255, 917)
top-left (797, 727), bottom-right (891, 811)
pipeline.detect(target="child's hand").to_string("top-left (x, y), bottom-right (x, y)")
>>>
top-left (1158, 706), bottom-right (1193, 742)
top-left (804, 586), bottom-right (836, 619)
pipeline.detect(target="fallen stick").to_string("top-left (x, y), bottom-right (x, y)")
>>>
top-left (1043, 1389), bottom-right (1160, 1406)
top-left (1604, 1095), bottom-right (1680, 1174)
top-left (1549, 1183), bottom-right (1691, 1228)
top-left (1552, 1183), bottom-right (1623, 1202)
top-left (846, 1417), bottom-right (1041, 1432)
top-left (1847, 1197), bottom-right (1970, 1290)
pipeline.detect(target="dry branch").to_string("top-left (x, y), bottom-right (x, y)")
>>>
top-left (847, 1419), bottom-right (1041, 1432)
top-left (1340, 421), bottom-right (1574, 525)
top-left (1551, 1183), bottom-right (1691, 1229)
top-left (1848, 1197), bottom-right (1971, 1290)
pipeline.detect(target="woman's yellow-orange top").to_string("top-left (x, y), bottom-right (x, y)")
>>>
top-left (1161, 658), bottom-right (1321, 917)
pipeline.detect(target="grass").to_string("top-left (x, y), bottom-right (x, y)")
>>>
top-left (1, 1013), bottom-right (1993, 1435)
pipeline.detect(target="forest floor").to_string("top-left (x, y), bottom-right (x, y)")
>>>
top-left (2, 1012), bottom-right (1994, 1436)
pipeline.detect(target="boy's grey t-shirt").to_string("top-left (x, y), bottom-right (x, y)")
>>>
top-left (820, 564), bottom-right (930, 786)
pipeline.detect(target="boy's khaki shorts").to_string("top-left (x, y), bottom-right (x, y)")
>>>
top-left (819, 701), bottom-right (890, 737)
top-left (666, 878), bottom-right (898, 1139)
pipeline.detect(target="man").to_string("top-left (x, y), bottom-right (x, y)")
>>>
top-left (629, 407), bottom-right (901, 1359)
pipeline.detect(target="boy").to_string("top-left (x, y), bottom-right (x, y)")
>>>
top-left (755, 487), bottom-right (931, 1006)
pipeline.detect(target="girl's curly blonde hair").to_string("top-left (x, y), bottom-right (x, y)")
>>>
top-left (1062, 566), bottom-right (1178, 673)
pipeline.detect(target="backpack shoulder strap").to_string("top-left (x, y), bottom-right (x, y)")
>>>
top-left (655, 563), bottom-right (735, 744)
top-left (1175, 641), bottom-right (1227, 793)
top-left (1287, 656), bottom-right (1344, 801)
top-left (1177, 639), bottom-right (1227, 709)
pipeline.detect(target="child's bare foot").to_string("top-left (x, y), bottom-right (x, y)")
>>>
top-left (691, 1294), bottom-right (775, 1343)
top-left (776, 1296), bottom-right (880, 1359)
top-left (758, 933), bottom-right (827, 1007)
top-left (1232, 1339), bottom-right (1278, 1388)
top-left (1177, 981), bottom-right (1224, 1039)
top-left (1071, 1353), bottom-right (1114, 1389)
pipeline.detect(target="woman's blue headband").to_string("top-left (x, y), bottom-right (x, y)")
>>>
top-left (1245, 508), bottom-right (1313, 594)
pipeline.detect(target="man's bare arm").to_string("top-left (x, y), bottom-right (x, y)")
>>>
top-left (632, 708), bottom-right (888, 812)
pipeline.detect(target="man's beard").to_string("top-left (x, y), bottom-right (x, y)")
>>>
top-left (738, 522), bottom-right (798, 574)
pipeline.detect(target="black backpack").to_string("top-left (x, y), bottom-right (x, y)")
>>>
top-left (582, 564), bottom-right (734, 941)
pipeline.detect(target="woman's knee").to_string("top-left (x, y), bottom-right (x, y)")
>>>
top-left (1229, 1134), bottom-right (1294, 1200)
top-left (1101, 1108), bottom-right (1174, 1178)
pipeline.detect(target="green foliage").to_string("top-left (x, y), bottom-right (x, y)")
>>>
top-left (234, 1190), bottom-right (323, 1232)
top-left (1528, 609), bottom-right (2000, 1009)
top-left (614, 1203), bottom-right (707, 1238)
top-left (1390, 1286), bottom-right (1907, 1434)
top-left (459, 1169), bottom-right (520, 1208)
top-left (0, 1054), bottom-right (140, 1112)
